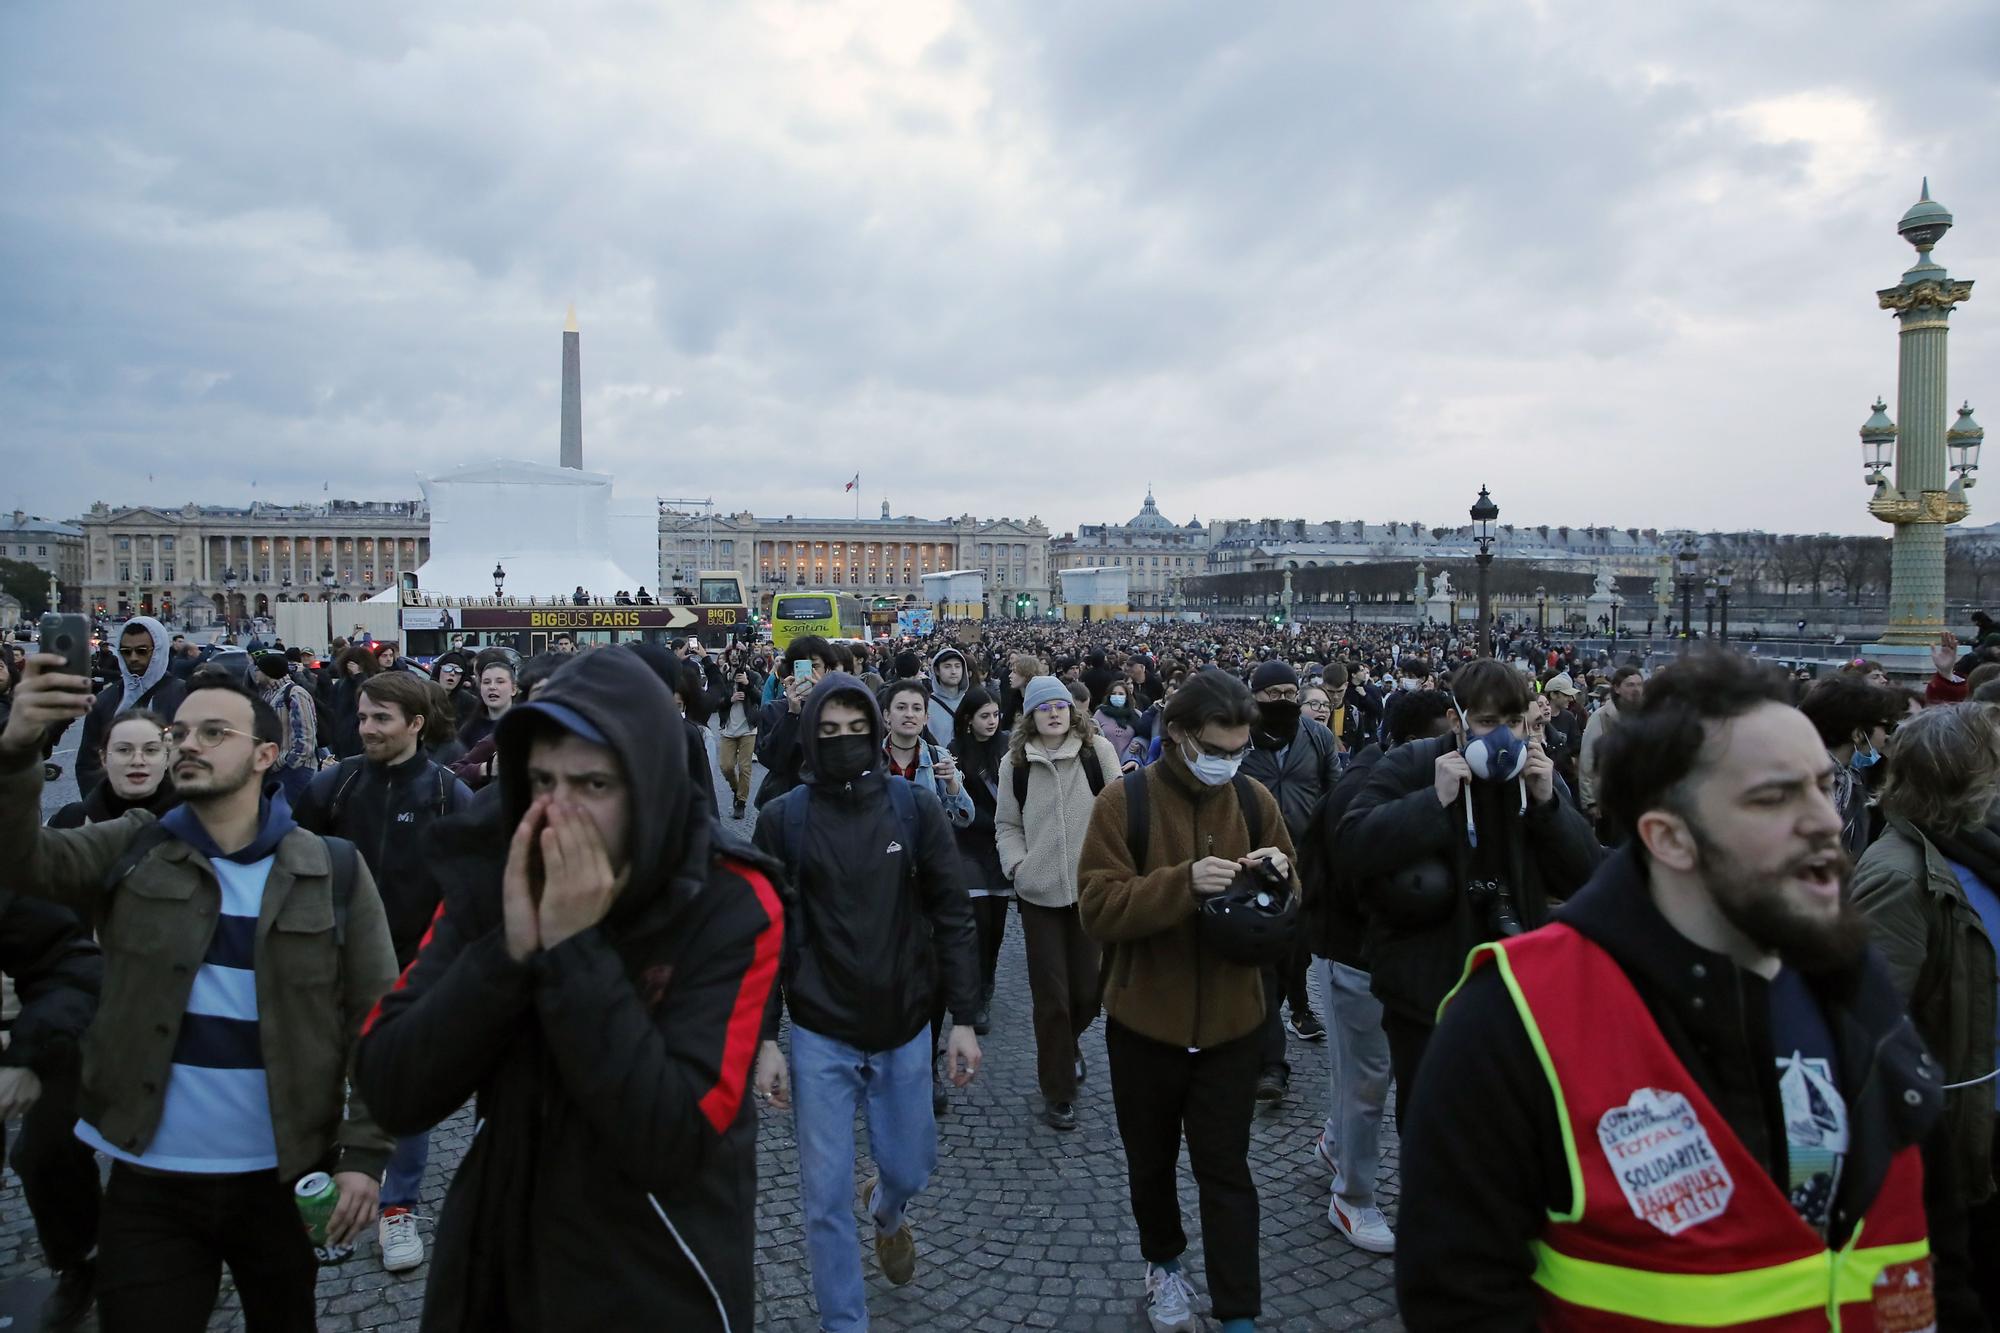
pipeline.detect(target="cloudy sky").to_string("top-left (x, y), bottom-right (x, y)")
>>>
top-left (4, 1), bottom-right (1998, 538)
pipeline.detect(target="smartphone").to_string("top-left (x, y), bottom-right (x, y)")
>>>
top-left (37, 613), bottom-right (92, 681)
top-left (793, 659), bottom-right (815, 684)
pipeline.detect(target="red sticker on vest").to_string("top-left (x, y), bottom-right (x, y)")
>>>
top-left (1871, 1258), bottom-right (1936, 1333)
top-left (1596, 1088), bottom-right (1735, 1236)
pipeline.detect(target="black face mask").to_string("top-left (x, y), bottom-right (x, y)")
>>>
top-left (1257, 699), bottom-right (1302, 736)
top-left (816, 734), bottom-right (875, 783)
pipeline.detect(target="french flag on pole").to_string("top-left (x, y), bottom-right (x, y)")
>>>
top-left (844, 473), bottom-right (859, 492)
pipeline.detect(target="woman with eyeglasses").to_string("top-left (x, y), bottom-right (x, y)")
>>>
top-left (1300, 683), bottom-right (1334, 730)
top-left (995, 676), bottom-right (1124, 1132)
top-left (46, 709), bottom-right (179, 829)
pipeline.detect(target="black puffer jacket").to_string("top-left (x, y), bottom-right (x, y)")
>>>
top-left (353, 650), bottom-right (785, 1333)
top-left (1335, 734), bottom-right (1601, 1024)
top-left (291, 749), bottom-right (474, 966)
top-left (753, 674), bottom-right (979, 1052)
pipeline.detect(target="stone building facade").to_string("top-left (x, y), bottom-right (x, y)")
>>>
top-left (1, 511), bottom-right (87, 611)
top-left (78, 499), bottom-right (431, 624)
top-left (1048, 491), bottom-right (1210, 611)
top-left (661, 500), bottom-right (1050, 614)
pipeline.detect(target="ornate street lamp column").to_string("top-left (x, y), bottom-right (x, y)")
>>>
top-left (1676, 535), bottom-right (1700, 654)
top-left (1867, 180), bottom-right (1979, 675)
top-left (1470, 485), bottom-right (1498, 657)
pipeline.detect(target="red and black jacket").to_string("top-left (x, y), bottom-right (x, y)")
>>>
top-left (353, 650), bottom-right (783, 1333)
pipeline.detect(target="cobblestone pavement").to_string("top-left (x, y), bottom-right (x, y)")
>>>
top-left (11, 727), bottom-right (1403, 1330)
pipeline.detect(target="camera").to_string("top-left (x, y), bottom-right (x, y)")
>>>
top-left (1465, 878), bottom-right (1525, 938)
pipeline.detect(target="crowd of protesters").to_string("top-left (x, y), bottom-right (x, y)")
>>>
top-left (0, 603), bottom-right (1996, 1331)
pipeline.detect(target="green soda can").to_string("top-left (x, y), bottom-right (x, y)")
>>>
top-left (294, 1171), bottom-right (354, 1264)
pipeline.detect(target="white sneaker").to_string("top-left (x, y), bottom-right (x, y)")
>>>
top-left (1313, 1130), bottom-right (1347, 1198)
top-left (378, 1207), bottom-right (425, 1273)
top-left (1144, 1263), bottom-right (1197, 1333)
top-left (1328, 1194), bottom-right (1396, 1254)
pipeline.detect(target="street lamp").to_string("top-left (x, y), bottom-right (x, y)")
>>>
top-left (1717, 564), bottom-right (1734, 644)
top-left (1675, 534), bottom-right (1701, 654)
top-left (1346, 587), bottom-right (1357, 629)
top-left (493, 562), bottom-right (507, 601)
top-left (320, 564), bottom-right (337, 651)
top-left (1704, 576), bottom-right (1717, 641)
top-left (221, 567), bottom-right (239, 635)
top-left (1949, 401), bottom-right (1985, 494)
top-left (1470, 485), bottom-right (1499, 657)
top-left (1535, 584), bottom-right (1547, 637)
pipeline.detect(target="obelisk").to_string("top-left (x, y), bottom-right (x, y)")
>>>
top-left (560, 303), bottom-right (582, 470)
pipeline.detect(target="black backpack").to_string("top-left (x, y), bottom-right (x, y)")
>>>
top-left (1011, 745), bottom-right (1107, 810)
top-left (1119, 767), bottom-right (1260, 870)
top-left (103, 822), bottom-right (362, 946)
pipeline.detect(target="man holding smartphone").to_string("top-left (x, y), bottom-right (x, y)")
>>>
top-left (0, 655), bottom-right (399, 1330)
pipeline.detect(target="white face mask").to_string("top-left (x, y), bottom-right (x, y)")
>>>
top-left (1179, 738), bottom-right (1243, 786)
top-left (1400, 677), bottom-right (1423, 692)
top-left (1108, 694), bottom-right (1127, 708)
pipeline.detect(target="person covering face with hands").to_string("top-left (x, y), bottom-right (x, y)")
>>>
top-left (352, 647), bottom-right (784, 1331)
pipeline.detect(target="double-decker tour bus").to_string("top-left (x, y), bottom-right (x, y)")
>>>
top-left (398, 570), bottom-right (752, 659)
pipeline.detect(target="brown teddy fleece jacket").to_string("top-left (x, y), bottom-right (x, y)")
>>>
top-left (1077, 746), bottom-right (1296, 1050)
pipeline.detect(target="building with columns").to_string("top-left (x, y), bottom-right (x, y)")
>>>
top-left (79, 498), bottom-right (431, 625)
top-left (2, 511), bottom-right (86, 610)
top-left (660, 499), bottom-right (1051, 614)
top-left (1048, 490), bottom-right (1210, 611)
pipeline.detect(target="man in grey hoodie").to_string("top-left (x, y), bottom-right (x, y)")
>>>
top-left (925, 647), bottom-right (972, 745)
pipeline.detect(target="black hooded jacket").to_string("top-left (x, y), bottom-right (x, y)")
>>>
top-left (291, 747), bottom-right (474, 966)
top-left (352, 649), bottom-right (784, 1333)
top-left (753, 673), bottom-right (979, 1053)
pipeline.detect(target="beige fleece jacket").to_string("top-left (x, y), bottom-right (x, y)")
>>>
top-left (995, 733), bottom-right (1124, 908)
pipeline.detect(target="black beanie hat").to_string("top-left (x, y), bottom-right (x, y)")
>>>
top-left (1249, 660), bottom-right (1299, 693)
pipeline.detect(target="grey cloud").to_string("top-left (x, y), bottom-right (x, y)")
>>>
top-left (3, 0), bottom-right (1999, 538)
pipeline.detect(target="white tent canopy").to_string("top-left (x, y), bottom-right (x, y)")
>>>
top-left (367, 459), bottom-right (657, 603)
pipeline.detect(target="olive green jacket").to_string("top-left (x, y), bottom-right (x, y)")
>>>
top-left (1851, 815), bottom-right (1996, 1208)
top-left (0, 749), bottom-right (399, 1181)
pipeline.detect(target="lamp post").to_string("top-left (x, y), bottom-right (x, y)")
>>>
top-left (221, 567), bottom-right (239, 637)
top-left (493, 562), bottom-right (507, 600)
top-left (1864, 180), bottom-right (1981, 676)
top-left (320, 564), bottom-right (337, 651)
top-left (1535, 584), bottom-right (1547, 637)
top-left (46, 571), bottom-right (59, 616)
top-left (1717, 564), bottom-right (1734, 644)
top-left (1470, 485), bottom-right (1499, 657)
top-left (1675, 534), bottom-right (1700, 654)
top-left (1704, 577), bottom-right (1717, 641)
top-left (1345, 587), bottom-right (1356, 629)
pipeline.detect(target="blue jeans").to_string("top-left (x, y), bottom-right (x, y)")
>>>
top-left (790, 1025), bottom-right (937, 1332)
top-left (380, 1131), bottom-right (430, 1211)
